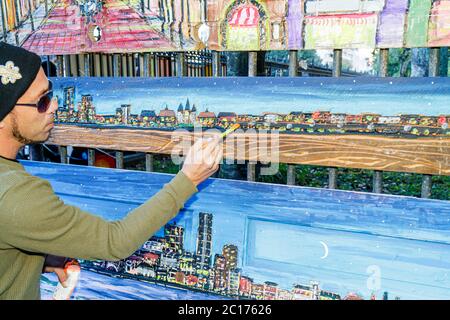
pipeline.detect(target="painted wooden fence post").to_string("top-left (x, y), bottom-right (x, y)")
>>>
top-left (116, 151), bottom-right (124, 169)
top-left (145, 153), bottom-right (154, 172)
top-left (176, 52), bottom-right (186, 77)
top-left (144, 53), bottom-right (153, 171)
top-left (439, 48), bottom-right (449, 76)
top-left (108, 54), bottom-right (113, 76)
top-left (379, 48), bottom-right (389, 78)
top-left (121, 54), bottom-right (128, 76)
top-left (328, 49), bottom-right (342, 189)
top-left (247, 162), bottom-right (256, 182)
top-left (373, 170), bottom-right (383, 194)
top-left (421, 174), bottom-right (432, 199)
top-left (287, 50), bottom-right (299, 185)
top-left (248, 52), bottom-right (258, 77)
top-left (139, 53), bottom-right (145, 77)
top-left (247, 52), bottom-right (258, 181)
top-left (200, 52), bottom-right (205, 77)
top-left (420, 48), bottom-right (441, 198)
top-left (332, 49), bottom-right (342, 77)
top-left (59, 146), bottom-right (68, 164)
top-left (101, 54), bottom-right (109, 77)
top-left (70, 54), bottom-right (78, 77)
top-left (128, 54), bottom-right (134, 77)
top-left (143, 53), bottom-right (150, 77)
top-left (373, 48), bottom-right (390, 194)
top-left (88, 149), bottom-right (95, 167)
top-left (429, 48), bottom-right (440, 77)
top-left (84, 54), bottom-right (91, 76)
top-left (56, 56), bottom-right (64, 77)
top-left (155, 54), bottom-right (160, 76)
top-left (63, 55), bottom-right (71, 77)
top-left (328, 166), bottom-right (338, 190)
top-left (289, 50), bottom-right (298, 77)
top-left (287, 165), bottom-right (296, 186)
top-left (94, 54), bottom-right (101, 77)
top-left (78, 54), bottom-right (85, 76)
top-left (212, 51), bottom-right (222, 77)
top-left (148, 53), bottom-right (157, 77)
top-left (113, 54), bottom-right (121, 77)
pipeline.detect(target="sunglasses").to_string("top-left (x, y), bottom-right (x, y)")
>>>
top-left (16, 80), bottom-right (54, 113)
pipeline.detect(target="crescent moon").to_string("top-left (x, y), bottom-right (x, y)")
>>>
top-left (320, 241), bottom-right (329, 259)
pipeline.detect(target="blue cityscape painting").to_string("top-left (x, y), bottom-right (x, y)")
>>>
top-left (51, 77), bottom-right (450, 138)
top-left (21, 161), bottom-right (450, 300)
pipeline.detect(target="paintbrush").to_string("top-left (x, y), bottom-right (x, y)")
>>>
top-left (220, 123), bottom-right (241, 139)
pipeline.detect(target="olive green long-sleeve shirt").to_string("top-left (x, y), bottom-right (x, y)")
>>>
top-left (0, 156), bottom-right (198, 300)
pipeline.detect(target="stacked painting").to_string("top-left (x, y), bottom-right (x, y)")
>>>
top-left (4, 0), bottom-right (450, 54)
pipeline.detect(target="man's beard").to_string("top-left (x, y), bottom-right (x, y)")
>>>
top-left (11, 113), bottom-right (47, 145)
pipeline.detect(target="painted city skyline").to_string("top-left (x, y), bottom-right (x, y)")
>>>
top-left (52, 77), bottom-right (450, 117)
top-left (80, 211), bottom-right (342, 300)
top-left (22, 160), bottom-right (450, 300)
top-left (50, 77), bottom-right (450, 138)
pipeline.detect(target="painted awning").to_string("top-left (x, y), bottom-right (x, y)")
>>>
top-left (228, 3), bottom-right (260, 27)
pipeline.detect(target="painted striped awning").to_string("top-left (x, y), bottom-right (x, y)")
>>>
top-left (228, 4), bottom-right (260, 27)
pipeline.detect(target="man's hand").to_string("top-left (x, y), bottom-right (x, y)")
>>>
top-left (181, 136), bottom-right (223, 187)
top-left (44, 266), bottom-right (68, 288)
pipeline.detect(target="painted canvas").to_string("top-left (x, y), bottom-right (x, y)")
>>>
top-left (376, 0), bottom-right (408, 48)
top-left (45, 77), bottom-right (449, 176)
top-left (303, 13), bottom-right (379, 49)
top-left (23, 160), bottom-right (450, 300)
top-left (405, 0), bottom-right (433, 48)
top-left (429, 0), bottom-right (450, 47)
top-left (5, 0), bottom-right (450, 53)
top-left (50, 77), bottom-right (449, 137)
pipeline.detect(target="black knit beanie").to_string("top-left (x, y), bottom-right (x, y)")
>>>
top-left (0, 42), bottom-right (42, 122)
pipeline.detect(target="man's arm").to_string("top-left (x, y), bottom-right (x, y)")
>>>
top-left (0, 171), bottom-right (197, 261)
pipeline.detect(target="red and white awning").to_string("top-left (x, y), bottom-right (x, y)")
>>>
top-left (228, 4), bottom-right (260, 27)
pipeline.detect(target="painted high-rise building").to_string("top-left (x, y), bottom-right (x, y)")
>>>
top-left (222, 244), bottom-right (238, 270)
top-left (85, 95), bottom-right (96, 122)
top-left (239, 276), bottom-right (253, 297)
top-left (62, 86), bottom-right (75, 113)
top-left (195, 212), bottom-right (213, 270)
top-left (79, 94), bottom-right (94, 122)
top-left (120, 104), bottom-right (131, 125)
top-left (164, 224), bottom-right (184, 254)
top-left (227, 268), bottom-right (241, 296)
top-left (213, 254), bottom-right (227, 293)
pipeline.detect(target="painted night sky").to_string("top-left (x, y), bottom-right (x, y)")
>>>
top-left (21, 161), bottom-right (450, 300)
top-left (51, 77), bottom-right (450, 117)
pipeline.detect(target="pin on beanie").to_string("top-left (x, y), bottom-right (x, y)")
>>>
top-left (0, 42), bottom-right (42, 122)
